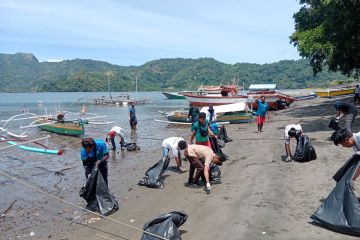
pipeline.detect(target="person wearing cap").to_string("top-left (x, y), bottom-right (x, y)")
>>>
top-left (161, 137), bottom-right (187, 173)
top-left (334, 101), bottom-right (357, 132)
top-left (106, 126), bottom-right (125, 151)
top-left (206, 105), bottom-right (217, 123)
top-left (129, 102), bottom-right (137, 130)
top-left (178, 140), bottom-right (225, 194)
top-left (81, 138), bottom-right (110, 185)
top-left (284, 124), bottom-right (303, 162)
top-left (190, 112), bottom-right (215, 148)
top-left (255, 95), bottom-right (269, 133)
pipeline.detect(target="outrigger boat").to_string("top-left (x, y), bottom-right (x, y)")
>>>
top-left (0, 134), bottom-right (63, 155)
top-left (158, 102), bottom-right (254, 124)
top-left (314, 85), bottom-right (356, 98)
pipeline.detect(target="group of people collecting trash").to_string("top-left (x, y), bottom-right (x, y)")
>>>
top-left (77, 94), bottom-right (360, 236)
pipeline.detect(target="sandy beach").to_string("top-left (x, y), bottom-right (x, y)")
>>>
top-left (2, 96), bottom-right (360, 240)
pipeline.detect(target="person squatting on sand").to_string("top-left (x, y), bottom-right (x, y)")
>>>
top-left (81, 138), bottom-right (110, 185)
top-left (190, 112), bottom-right (216, 148)
top-left (162, 137), bottom-right (188, 173)
top-left (334, 101), bottom-right (357, 132)
top-left (129, 102), bottom-right (137, 130)
top-left (178, 140), bottom-right (224, 194)
top-left (284, 124), bottom-right (303, 162)
top-left (255, 95), bottom-right (269, 133)
top-left (106, 126), bottom-right (125, 151)
top-left (331, 128), bottom-right (360, 182)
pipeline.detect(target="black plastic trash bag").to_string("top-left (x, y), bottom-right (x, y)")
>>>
top-left (210, 162), bottom-right (221, 183)
top-left (293, 135), bottom-right (317, 162)
top-left (311, 154), bottom-right (360, 236)
top-left (209, 136), bottom-right (223, 154)
top-left (219, 125), bottom-right (232, 143)
top-left (328, 118), bottom-right (340, 130)
top-left (141, 211), bottom-right (187, 240)
top-left (138, 156), bottom-right (170, 188)
top-left (79, 169), bottom-right (119, 216)
top-left (123, 142), bottom-right (140, 151)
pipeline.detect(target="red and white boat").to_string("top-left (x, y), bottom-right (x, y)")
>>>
top-left (247, 84), bottom-right (296, 110)
top-left (183, 85), bottom-right (248, 107)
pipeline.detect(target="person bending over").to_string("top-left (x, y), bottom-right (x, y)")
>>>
top-left (284, 124), bottom-right (303, 162)
top-left (334, 101), bottom-right (357, 132)
top-left (106, 126), bottom-right (125, 151)
top-left (178, 141), bottom-right (224, 194)
top-left (81, 138), bottom-right (110, 185)
top-left (162, 137), bottom-right (187, 173)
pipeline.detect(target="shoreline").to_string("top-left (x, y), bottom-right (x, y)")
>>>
top-left (2, 96), bottom-right (360, 239)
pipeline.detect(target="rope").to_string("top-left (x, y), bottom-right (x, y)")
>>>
top-left (0, 170), bottom-right (167, 240)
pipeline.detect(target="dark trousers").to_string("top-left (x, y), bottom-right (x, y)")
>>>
top-left (84, 162), bottom-right (108, 185)
top-left (110, 137), bottom-right (116, 150)
top-left (187, 156), bottom-right (205, 183)
top-left (354, 94), bottom-right (360, 104)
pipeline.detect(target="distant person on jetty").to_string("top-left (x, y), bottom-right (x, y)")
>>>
top-left (206, 105), bottom-right (217, 122)
top-left (129, 102), bottom-right (137, 130)
top-left (188, 103), bottom-right (200, 124)
top-left (284, 124), bottom-right (303, 162)
top-left (81, 138), bottom-right (110, 185)
top-left (162, 137), bottom-right (187, 173)
top-left (330, 128), bottom-right (360, 181)
top-left (190, 112), bottom-right (215, 148)
top-left (355, 85), bottom-right (360, 105)
top-left (334, 101), bottom-right (357, 132)
top-left (179, 141), bottom-right (224, 194)
top-left (255, 95), bottom-right (269, 133)
top-left (106, 126), bottom-right (125, 151)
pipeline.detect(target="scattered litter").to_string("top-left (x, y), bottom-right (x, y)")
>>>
top-left (130, 219), bottom-right (135, 223)
top-left (262, 231), bottom-right (266, 235)
top-left (29, 232), bottom-right (35, 236)
top-left (87, 217), bottom-right (101, 224)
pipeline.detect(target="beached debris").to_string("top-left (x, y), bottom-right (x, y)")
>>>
top-left (210, 163), bottom-right (221, 183)
top-left (293, 135), bottom-right (317, 162)
top-left (138, 156), bottom-right (170, 189)
top-left (141, 211), bottom-right (187, 240)
top-left (311, 154), bottom-right (360, 236)
top-left (79, 169), bottom-right (119, 216)
top-left (1, 199), bottom-right (17, 217)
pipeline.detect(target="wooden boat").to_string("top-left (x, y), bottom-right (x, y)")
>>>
top-left (314, 87), bottom-right (355, 98)
top-left (160, 102), bottom-right (254, 124)
top-left (36, 117), bottom-right (85, 137)
top-left (183, 85), bottom-right (248, 107)
top-left (247, 84), bottom-right (296, 110)
top-left (162, 92), bottom-right (186, 99)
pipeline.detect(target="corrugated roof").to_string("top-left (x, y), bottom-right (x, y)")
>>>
top-left (249, 84), bottom-right (277, 90)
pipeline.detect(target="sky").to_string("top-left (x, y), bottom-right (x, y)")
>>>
top-left (0, 0), bottom-right (301, 66)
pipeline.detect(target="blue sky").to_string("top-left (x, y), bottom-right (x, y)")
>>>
top-left (0, 0), bottom-right (301, 66)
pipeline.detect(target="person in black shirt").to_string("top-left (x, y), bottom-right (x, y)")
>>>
top-left (334, 101), bottom-right (357, 132)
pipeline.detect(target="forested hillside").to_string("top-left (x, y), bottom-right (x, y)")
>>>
top-left (0, 53), bottom-right (349, 92)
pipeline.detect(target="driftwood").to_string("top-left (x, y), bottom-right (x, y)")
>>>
top-left (1, 199), bottom-right (17, 217)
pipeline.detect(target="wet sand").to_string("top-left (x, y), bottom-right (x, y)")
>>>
top-left (2, 96), bottom-right (360, 239)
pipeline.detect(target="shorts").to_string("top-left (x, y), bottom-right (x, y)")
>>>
top-left (256, 116), bottom-right (266, 124)
top-left (196, 140), bottom-right (212, 148)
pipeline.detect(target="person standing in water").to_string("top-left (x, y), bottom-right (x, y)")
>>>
top-left (129, 102), bottom-right (137, 130)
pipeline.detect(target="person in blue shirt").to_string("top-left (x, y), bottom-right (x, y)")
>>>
top-left (256, 95), bottom-right (269, 133)
top-left (81, 138), bottom-right (110, 185)
top-left (128, 102), bottom-right (137, 130)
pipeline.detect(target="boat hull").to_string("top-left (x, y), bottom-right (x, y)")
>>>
top-left (166, 112), bottom-right (253, 124)
top-left (183, 93), bottom-right (248, 107)
top-left (38, 120), bottom-right (84, 136)
top-left (162, 92), bottom-right (186, 99)
top-left (314, 88), bottom-right (355, 98)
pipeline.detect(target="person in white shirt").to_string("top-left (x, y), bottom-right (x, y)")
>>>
top-left (106, 126), bottom-right (125, 150)
top-left (205, 105), bottom-right (217, 122)
top-left (284, 124), bottom-right (303, 162)
top-left (162, 137), bottom-right (187, 173)
top-left (331, 128), bottom-right (360, 181)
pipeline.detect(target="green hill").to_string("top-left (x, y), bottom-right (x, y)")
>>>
top-left (0, 52), bottom-right (349, 92)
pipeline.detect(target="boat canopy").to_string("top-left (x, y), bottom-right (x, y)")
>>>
top-left (249, 84), bottom-right (277, 91)
top-left (200, 102), bottom-right (248, 114)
